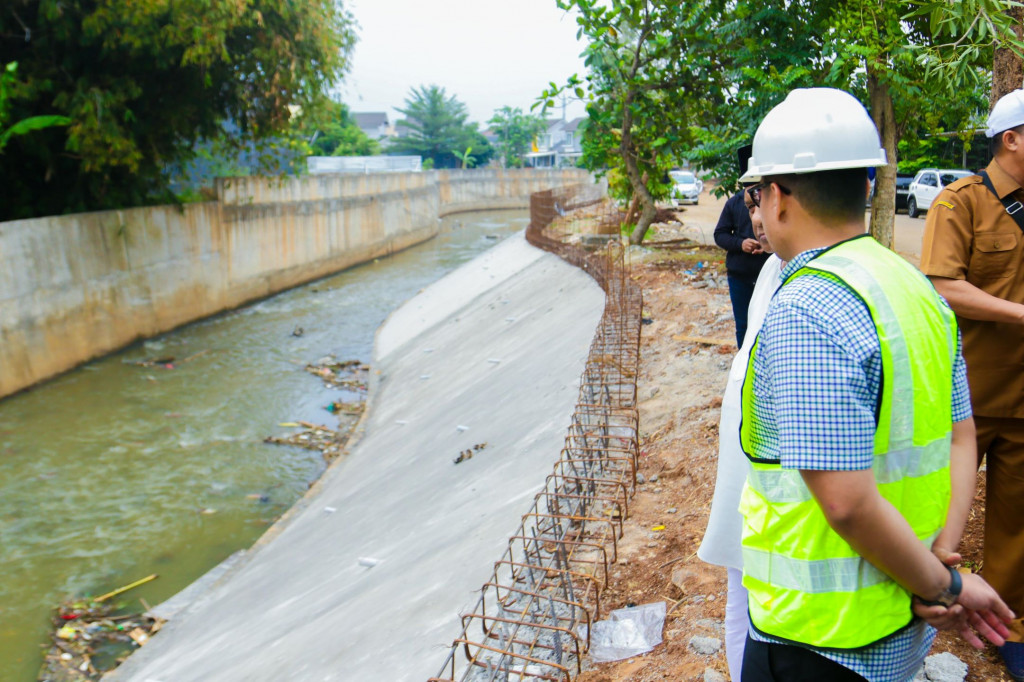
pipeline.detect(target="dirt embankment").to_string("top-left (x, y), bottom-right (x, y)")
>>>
top-left (577, 219), bottom-right (1005, 681)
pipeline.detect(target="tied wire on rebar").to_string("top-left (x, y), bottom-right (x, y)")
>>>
top-left (431, 185), bottom-right (642, 682)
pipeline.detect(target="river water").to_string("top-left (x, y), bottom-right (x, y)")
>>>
top-left (0, 210), bottom-right (529, 681)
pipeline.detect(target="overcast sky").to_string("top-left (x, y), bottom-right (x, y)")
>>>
top-left (340, 0), bottom-right (589, 127)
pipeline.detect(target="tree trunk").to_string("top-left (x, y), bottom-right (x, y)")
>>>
top-left (623, 192), bottom-right (641, 229)
top-left (992, 4), bottom-right (1024, 107)
top-left (867, 69), bottom-right (896, 250)
top-left (622, 91), bottom-right (658, 245)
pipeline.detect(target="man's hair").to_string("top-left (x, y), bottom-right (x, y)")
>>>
top-left (764, 168), bottom-right (867, 225)
top-left (991, 124), bottom-right (1024, 157)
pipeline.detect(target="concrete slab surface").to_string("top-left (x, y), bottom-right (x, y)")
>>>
top-left (107, 232), bottom-right (605, 681)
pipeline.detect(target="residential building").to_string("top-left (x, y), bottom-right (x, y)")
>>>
top-left (525, 117), bottom-right (586, 168)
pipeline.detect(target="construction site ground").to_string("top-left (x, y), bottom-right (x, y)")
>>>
top-left (577, 195), bottom-right (1005, 681)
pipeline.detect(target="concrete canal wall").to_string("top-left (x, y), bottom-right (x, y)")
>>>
top-left (0, 168), bottom-right (588, 399)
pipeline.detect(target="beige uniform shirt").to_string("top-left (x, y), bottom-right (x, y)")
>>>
top-left (920, 158), bottom-right (1024, 417)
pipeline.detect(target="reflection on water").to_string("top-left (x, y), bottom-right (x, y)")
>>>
top-left (0, 211), bottom-right (529, 680)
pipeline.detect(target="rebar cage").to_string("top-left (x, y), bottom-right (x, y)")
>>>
top-left (430, 184), bottom-right (642, 682)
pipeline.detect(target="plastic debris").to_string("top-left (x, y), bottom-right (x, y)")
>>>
top-left (358, 557), bottom-right (380, 567)
top-left (580, 602), bottom-right (666, 662)
top-left (324, 506), bottom-right (337, 513)
top-left (265, 420), bottom-right (353, 464)
top-left (40, 587), bottom-right (164, 680)
top-left (325, 400), bottom-right (364, 415)
top-left (456, 425), bottom-right (470, 432)
top-left (304, 355), bottom-right (369, 390)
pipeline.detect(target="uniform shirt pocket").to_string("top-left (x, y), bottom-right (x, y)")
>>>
top-left (972, 232), bottom-right (1018, 280)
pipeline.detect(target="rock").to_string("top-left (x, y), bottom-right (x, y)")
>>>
top-left (636, 473), bottom-right (646, 484)
top-left (670, 567), bottom-right (696, 593)
top-left (923, 652), bottom-right (968, 682)
top-left (666, 507), bottom-right (678, 514)
top-left (688, 635), bottom-right (722, 655)
top-left (650, 473), bottom-right (660, 482)
top-left (695, 619), bottom-right (724, 632)
top-left (704, 668), bottom-right (727, 682)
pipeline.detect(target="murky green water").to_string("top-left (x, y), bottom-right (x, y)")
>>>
top-left (0, 210), bottom-right (528, 680)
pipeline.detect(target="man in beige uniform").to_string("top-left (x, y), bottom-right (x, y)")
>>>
top-left (921, 88), bottom-right (1024, 679)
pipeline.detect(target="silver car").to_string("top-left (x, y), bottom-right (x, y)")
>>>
top-left (670, 170), bottom-right (703, 205)
top-left (906, 168), bottom-right (972, 218)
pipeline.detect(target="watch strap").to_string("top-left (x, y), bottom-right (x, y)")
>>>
top-left (916, 565), bottom-right (962, 607)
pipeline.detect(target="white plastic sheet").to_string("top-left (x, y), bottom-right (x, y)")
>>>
top-left (580, 601), bottom-right (666, 662)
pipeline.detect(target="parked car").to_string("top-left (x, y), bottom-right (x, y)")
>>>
top-left (867, 173), bottom-right (915, 212)
top-left (907, 168), bottom-right (973, 218)
top-left (670, 169), bottom-right (703, 205)
top-left (894, 173), bottom-right (914, 211)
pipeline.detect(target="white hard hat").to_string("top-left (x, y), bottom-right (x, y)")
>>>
top-left (986, 89), bottom-right (1024, 138)
top-left (740, 88), bottom-right (886, 182)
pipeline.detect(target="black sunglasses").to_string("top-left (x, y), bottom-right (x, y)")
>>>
top-left (748, 181), bottom-right (792, 207)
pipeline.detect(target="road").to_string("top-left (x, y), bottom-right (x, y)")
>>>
top-left (670, 188), bottom-right (927, 265)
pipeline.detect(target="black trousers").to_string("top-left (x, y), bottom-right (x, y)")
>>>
top-left (741, 635), bottom-right (868, 682)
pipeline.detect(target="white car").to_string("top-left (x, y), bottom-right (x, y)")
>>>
top-left (906, 168), bottom-right (972, 218)
top-left (670, 170), bottom-right (703, 205)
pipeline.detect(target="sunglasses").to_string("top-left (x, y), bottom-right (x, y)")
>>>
top-left (748, 181), bottom-right (792, 207)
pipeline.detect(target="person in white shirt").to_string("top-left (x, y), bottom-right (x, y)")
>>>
top-left (698, 186), bottom-right (782, 681)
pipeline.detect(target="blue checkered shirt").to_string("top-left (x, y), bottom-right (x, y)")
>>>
top-left (746, 245), bottom-right (971, 682)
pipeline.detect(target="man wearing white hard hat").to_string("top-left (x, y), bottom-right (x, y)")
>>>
top-left (737, 87), bottom-right (1012, 681)
top-left (921, 86), bottom-right (1024, 680)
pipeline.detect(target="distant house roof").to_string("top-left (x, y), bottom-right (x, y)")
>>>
top-left (564, 117), bottom-right (586, 133)
top-left (545, 119), bottom-right (567, 133)
top-left (352, 112), bottom-right (389, 129)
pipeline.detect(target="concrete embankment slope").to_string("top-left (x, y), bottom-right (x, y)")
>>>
top-left (108, 232), bottom-right (605, 681)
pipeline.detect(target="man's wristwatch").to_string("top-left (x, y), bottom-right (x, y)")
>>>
top-left (917, 565), bottom-right (963, 607)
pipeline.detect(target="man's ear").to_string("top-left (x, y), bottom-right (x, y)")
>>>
top-left (1003, 129), bottom-right (1020, 152)
top-left (769, 182), bottom-right (787, 224)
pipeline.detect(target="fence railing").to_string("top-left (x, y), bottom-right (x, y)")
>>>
top-left (430, 185), bottom-right (642, 681)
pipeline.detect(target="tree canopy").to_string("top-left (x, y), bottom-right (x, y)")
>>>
top-left (550, 0), bottom-right (1024, 245)
top-left (0, 61), bottom-right (68, 152)
top-left (299, 101), bottom-right (380, 157)
top-left (542, 0), bottom-right (728, 244)
top-left (0, 0), bottom-right (356, 220)
top-left (488, 106), bottom-right (547, 168)
top-left (388, 85), bottom-right (493, 169)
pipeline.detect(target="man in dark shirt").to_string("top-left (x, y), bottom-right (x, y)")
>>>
top-left (715, 184), bottom-right (770, 346)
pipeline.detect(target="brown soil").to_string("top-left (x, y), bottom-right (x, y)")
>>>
top-left (577, 222), bottom-right (1005, 680)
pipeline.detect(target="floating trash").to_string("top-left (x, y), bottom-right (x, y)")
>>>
top-left (304, 355), bottom-right (369, 390)
top-left (39, 577), bottom-right (163, 681)
top-left (264, 420), bottom-right (352, 464)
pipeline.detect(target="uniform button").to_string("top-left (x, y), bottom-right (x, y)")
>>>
top-left (995, 242), bottom-right (1001, 248)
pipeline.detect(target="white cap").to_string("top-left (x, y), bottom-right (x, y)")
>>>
top-left (986, 89), bottom-right (1024, 138)
top-left (740, 88), bottom-right (886, 182)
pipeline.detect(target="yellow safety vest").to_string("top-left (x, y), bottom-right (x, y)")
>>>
top-left (739, 235), bottom-right (958, 649)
